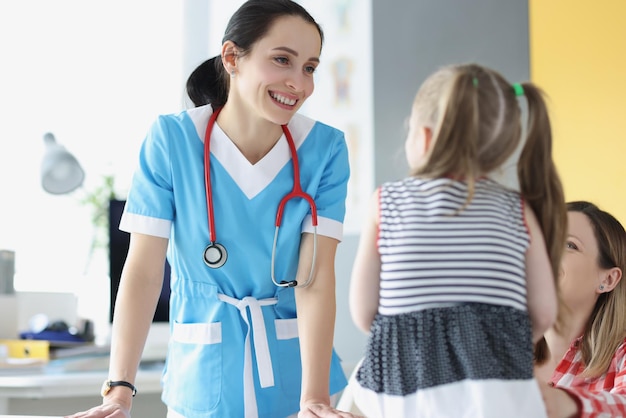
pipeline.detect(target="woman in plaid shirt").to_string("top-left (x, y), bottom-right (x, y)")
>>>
top-left (535, 201), bottom-right (626, 418)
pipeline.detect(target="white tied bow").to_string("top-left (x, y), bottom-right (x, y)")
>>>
top-left (218, 293), bottom-right (278, 418)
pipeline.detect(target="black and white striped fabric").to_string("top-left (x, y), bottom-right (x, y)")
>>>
top-left (377, 177), bottom-right (530, 315)
top-left (351, 177), bottom-right (548, 418)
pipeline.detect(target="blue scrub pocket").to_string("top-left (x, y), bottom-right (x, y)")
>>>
top-left (274, 318), bottom-right (302, 398)
top-left (168, 321), bottom-right (223, 411)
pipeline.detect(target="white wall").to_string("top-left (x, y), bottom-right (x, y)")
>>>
top-left (0, 1), bottom-right (184, 334)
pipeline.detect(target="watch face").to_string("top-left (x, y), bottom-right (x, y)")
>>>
top-left (101, 380), bottom-right (111, 397)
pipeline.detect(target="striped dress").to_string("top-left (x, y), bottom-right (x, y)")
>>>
top-left (351, 177), bottom-right (547, 418)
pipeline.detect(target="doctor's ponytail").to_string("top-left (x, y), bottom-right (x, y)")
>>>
top-left (186, 55), bottom-right (229, 108)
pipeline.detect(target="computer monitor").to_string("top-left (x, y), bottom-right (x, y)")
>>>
top-left (108, 199), bottom-right (171, 323)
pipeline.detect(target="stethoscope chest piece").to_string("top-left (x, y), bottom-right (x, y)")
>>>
top-left (203, 243), bottom-right (227, 268)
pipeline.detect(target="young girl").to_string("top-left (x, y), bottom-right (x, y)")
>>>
top-left (67, 1), bottom-right (360, 417)
top-left (348, 63), bottom-right (567, 417)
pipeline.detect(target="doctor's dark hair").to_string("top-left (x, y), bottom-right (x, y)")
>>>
top-left (186, 0), bottom-right (324, 108)
top-left (410, 63), bottom-right (567, 287)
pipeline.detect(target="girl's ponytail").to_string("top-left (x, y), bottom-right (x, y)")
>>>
top-left (518, 83), bottom-right (568, 364)
top-left (517, 83), bottom-right (567, 281)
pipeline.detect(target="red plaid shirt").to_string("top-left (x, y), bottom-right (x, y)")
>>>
top-left (550, 336), bottom-right (626, 418)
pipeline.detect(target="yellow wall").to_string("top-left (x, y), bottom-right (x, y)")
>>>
top-left (530, 0), bottom-right (626, 224)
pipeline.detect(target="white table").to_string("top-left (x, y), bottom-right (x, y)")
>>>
top-left (0, 415), bottom-right (62, 417)
top-left (0, 366), bottom-right (164, 417)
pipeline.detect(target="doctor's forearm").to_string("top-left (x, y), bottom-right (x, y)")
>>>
top-left (110, 274), bottom-right (159, 376)
top-left (107, 248), bottom-right (165, 406)
top-left (103, 279), bottom-right (157, 411)
top-left (296, 275), bottom-right (337, 406)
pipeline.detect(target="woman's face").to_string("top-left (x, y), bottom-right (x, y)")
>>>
top-left (559, 211), bottom-right (604, 309)
top-left (232, 15), bottom-right (321, 125)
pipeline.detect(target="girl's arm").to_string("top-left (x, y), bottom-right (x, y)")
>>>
top-left (524, 201), bottom-right (558, 342)
top-left (349, 189), bottom-right (381, 334)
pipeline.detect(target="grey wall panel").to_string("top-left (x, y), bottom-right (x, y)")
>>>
top-left (372, 0), bottom-right (530, 185)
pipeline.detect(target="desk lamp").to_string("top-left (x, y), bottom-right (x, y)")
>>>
top-left (40, 132), bottom-right (85, 195)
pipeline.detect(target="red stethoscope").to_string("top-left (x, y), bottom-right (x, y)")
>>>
top-left (203, 107), bottom-right (318, 288)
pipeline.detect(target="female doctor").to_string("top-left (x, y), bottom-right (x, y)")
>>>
top-left (67, 1), bottom-right (359, 417)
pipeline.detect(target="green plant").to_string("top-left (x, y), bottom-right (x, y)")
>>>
top-left (79, 174), bottom-right (117, 274)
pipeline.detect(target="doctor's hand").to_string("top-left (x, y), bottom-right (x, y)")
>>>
top-left (298, 402), bottom-right (364, 418)
top-left (64, 402), bottom-right (131, 418)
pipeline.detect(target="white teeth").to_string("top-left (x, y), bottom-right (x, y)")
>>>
top-left (271, 93), bottom-right (296, 106)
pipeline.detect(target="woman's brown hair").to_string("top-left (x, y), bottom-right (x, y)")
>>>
top-left (566, 201), bottom-right (626, 377)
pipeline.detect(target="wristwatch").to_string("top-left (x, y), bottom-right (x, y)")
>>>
top-left (101, 379), bottom-right (137, 397)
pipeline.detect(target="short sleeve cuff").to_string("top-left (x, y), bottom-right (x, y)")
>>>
top-left (302, 215), bottom-right (343, 242)
top-left (120, 211), bottom-right (172, 239)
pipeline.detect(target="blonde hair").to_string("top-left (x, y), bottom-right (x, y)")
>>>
top-left (411, 63), bottom-right (567, 282)
top-left (568, 201), bottom-right (626, 378)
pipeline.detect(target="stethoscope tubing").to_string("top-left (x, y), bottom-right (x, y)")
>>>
top-left (203, 107), bottom-right (317, 287)
top-left (202, 109), bottom-right (227, 268)
top-left (204, 109), bottom-right (219, 245)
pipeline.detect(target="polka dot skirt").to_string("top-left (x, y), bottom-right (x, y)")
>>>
top-left (356, 303), bottom-right (534, 396)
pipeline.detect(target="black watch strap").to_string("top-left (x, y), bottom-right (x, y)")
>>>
top-left (102, 379), bottom-right (138, 397)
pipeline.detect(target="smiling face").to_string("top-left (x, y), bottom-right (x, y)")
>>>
top-left (228, 15), bottom-right (321, 125)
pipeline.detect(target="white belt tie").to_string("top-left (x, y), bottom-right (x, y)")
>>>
top-left (218, 293), bottom-right (278, 418)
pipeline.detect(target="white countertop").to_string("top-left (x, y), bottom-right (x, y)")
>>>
top-left (0, 416), bottom-right (63, 417)
top-left (0, 367), bottom-right (163, 399)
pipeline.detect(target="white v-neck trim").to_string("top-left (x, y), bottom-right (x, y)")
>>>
top-left (187, 105), bottom-right (316, 199)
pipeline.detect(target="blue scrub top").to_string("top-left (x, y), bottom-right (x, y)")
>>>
top-left (119, 105), bottom-right (350, 418)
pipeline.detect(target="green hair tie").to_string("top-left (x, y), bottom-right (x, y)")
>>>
top-left (512, 83), bottom-right (524, 96)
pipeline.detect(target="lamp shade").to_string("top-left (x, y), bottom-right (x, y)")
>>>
top-left (40, 132), bottom-right (85, 195)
